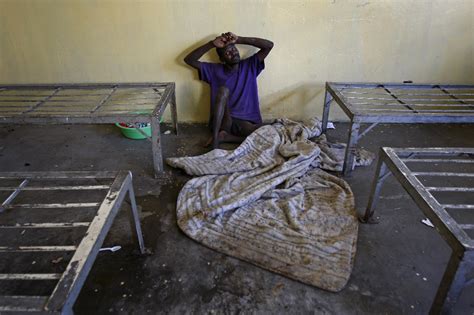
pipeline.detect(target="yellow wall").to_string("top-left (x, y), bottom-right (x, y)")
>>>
top-left (1, 0), bottom-right (473, 122)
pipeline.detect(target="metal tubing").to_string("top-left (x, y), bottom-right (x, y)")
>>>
top-left (430, 251), bottom-right (474, 314)
top-left (0, 171), bottom-right (117, 179)
top-left (442, 204), bottom-right (474, 210)
top-left (321, 90), bottom-right (332, 133)
top-left (46, 171), bottom-right (131, 312)
top-left (356, 122), bottom-right (379, 142)
top-left (23, 88), bottom-right (62, 114)
top-left (0, 222), bottom-right (90, 228)
top-left (171, 87), bottom-right (179, 135)
top-left (426, 187), bottom-right (474, 192)
top-left (342, 122), bottom-right (360, 176)
top-left (402, 159), bottom-right (474, 164)
top-left (6, 202), bottom-right (101, 209)
top-left (151, 114), bottom-right (163, 175)
top-left (0, 83), bottom-right (172, 89)
top-left (1, 179), bottom-right (29, 212)
top-left (413, 172), bottom-right (474, 177)
top-left (0, 246), bottom-right (77, 252)
top-left (134, 126), bottom-right (153, 142)
top-left (127, 174), bottom-right (146, 254)
top-left (0, 274), bottom-right (62, 280)
top-left (327, 82), bottom-right (474, 89)
top-left (0, 185), bottom-right (110, 191)
top-left (0, 296), bottom-right (49, 313)
top-left (362, 156), bottom-right (389, 222)
top-left (91, 86), bottom-right (117, 113)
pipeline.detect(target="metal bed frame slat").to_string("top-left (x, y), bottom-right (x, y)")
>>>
top-left (5, 202), bottom-right (101, 209)
top-left (0, 185), bottom-right (110, 191)
top-left (0, 222), bottom-right (90, 228)
top-left (0, 296), bottom-right (50, 312)
top-left (0, 246), bottom-right (77, 252)
top-left (0, 274), bottom-right (62, 280)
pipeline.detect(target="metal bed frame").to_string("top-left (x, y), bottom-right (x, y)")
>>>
top-left (0, 83), bottom-right (178, 176)
top-left (0, 171), bottom-right (146, 314)
top-left (321, 82), bottom-right (474, 176)
top-left (362, 147), bottom-right (474, 314)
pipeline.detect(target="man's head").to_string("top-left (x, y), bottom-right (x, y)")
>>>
top-left (216, 44), bottom-right (240, 65)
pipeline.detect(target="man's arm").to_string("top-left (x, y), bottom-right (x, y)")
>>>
top-left (183, 41), bottom-right (214, 70)
top-left (184, 36), bottom-right (229, 70)
top-left (226, 33), bottom-right (273, 62)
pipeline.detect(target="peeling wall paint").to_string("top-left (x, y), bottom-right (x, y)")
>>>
top-left (1, 0), bottom-right (473, 122)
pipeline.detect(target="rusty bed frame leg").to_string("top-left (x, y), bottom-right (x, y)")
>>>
top-left (342, 121), bottom-right (360, 176)
top-left (127, 172), bottom-right (146, 254)
top-left (360, 147), bottom-right (474, 313)
top-left (321, 90), bottom-right (333, 133)
top-left (430, 251), bottom-right (474, 315)
top-left (361, 155), bottom-right (390, 223)
top-left (151, 115), bottom-right (163, 177)
top-left (171, 89), bottom-right (179, 136)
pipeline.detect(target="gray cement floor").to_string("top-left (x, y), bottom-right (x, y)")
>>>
top-left (0, 122), bottom-right (473, 314)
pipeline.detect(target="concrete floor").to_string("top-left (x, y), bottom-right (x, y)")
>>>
top-left (0, 121), bottom-right (473, 314)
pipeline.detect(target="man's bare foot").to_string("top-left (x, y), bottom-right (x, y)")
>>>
top-left (203, 130), bottom-right (227, 148)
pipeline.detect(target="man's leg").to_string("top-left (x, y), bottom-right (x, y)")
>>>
top-left (234, 120), bottom-right (262, 137)
top-left (211, 86), bottom-right (232, 148)
top-left (210, 87), bottom-right (261, 148)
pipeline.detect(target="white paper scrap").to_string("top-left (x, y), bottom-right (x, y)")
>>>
top-left (421, 218), bottom-right (434, 228)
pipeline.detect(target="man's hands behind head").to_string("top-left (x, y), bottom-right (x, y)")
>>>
top-left (212, 32), bottom-right (238, 48)
top-left (223, 32), bottom-right (238, 44)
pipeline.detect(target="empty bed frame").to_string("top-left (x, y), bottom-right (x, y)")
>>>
top-left (322, 82), bottom-right (474, 176)
top-left (363, 147), bottom-right (474, 314)
top-left (0, 171), bottom-right (145, 314)
top-left (0, 83), bottom-right (178, 176)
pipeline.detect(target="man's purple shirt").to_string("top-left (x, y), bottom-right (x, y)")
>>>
top-left (199, 54), bottom-right (264, 124)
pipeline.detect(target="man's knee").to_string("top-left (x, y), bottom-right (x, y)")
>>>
top-left (216, 86), bottom-right (230, 101)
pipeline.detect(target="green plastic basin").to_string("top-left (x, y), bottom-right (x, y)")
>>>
top-left (115, 123), bottom-right (151, 140)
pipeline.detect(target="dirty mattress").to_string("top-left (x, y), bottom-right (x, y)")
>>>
top-left (167, 118), bottom-right (372, 291)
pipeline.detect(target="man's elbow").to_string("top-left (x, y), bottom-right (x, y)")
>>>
top-left (184, 57), bottom-right (192, 66)
top-left (265, 41), bottom-right (274, 52)
top-left (184, 58), bottom-right (200, 70)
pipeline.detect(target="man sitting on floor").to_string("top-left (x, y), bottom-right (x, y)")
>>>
top-left (184, 32), bottom-right (274, 149)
